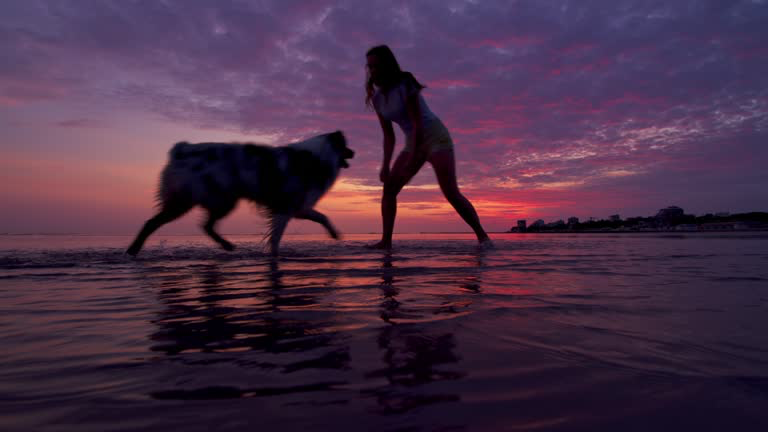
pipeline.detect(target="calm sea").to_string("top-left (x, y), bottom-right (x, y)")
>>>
top-left (1, 233), bottom-right (767, 431)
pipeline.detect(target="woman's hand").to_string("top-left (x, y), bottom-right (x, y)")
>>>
top-left (379, 165), bottom-right (390, 183)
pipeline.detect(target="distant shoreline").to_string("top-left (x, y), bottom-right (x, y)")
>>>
top-left (500, 229), bottom-right (768, 234)
top-left (426, 230), bottom-right (768, 234)
top-left (3, 230), bottom-right (766, 236)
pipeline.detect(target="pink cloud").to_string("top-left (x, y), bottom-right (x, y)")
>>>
top-left (0, 0), bottom-right (766, 234)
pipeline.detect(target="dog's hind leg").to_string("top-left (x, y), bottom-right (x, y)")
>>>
top-left (127, 203), bottom-right (192, 256)
top-left (202, 202), bottom-right (237, 251)
top-left (268, 213), bottom-right (291, 256)
top-left (295, 209), bottom-right (340, 239)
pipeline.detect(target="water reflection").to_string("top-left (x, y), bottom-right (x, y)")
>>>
top-left (153, 259), bottom-right (349, 362)
top-left (133, 248), bottom-right (486, 406)
top-left (363, 252), bottom-right (475, 415)
top-left (140, 258), bottom-right (351, 399)
top-left (462, 247), bottom-right (487, 293)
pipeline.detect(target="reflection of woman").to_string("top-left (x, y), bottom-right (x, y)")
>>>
top-left (365, 45), bottom-right (491, 249)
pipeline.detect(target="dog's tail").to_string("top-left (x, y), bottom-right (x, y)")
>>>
top-left (152, 142), bottom-right (191, 208)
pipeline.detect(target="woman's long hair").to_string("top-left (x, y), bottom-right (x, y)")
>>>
top-left (365, 45), bottom-right (425, 109)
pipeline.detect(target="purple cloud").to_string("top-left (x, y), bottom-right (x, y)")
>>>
top-left (1, 0), bottom-right (766, 234)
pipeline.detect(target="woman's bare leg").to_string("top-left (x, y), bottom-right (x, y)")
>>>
top-left (370, 151), bottom-right (426, 249)
top-left (428, 149), bottom-right (490, 243)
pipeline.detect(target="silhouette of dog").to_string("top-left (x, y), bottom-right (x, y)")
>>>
top-left (127, 131), bottom-right (354, 256)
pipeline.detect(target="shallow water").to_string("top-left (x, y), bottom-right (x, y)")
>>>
top-left (1, 233), bottom-right (768, 431)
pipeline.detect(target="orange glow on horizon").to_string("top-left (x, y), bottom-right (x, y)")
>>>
top-left (0, 154), bottom-right (507, 234)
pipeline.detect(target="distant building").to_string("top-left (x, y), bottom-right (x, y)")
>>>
top-left (531, 219), bottom-right (545, 228)
top-left (700, 222), bottom-right (734, 231)
top-left (547, 219), bottom-right (566, 228)
top-left (517, 220), bottom-right (527, 232)
top-left (675, 224), bottom-right (698, 231)
top-left (610, 214), bottom-right (621, 222)
top-left (699, 221), bottom-right (753, 231)
top-left (567, 217), bottom-right (579, 225)
top-left (715, 212), bottom-right (730, 217)
top-left (656, 206), bottom-right (684, 222)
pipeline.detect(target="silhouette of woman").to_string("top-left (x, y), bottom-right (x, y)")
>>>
top-left (365, 45), bottom-right (491, 248)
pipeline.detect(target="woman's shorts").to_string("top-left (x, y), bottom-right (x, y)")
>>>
top-left (404, 120), bottom-right (454, 154)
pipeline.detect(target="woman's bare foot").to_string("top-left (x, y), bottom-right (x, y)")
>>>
top-left (366, 240), bottom-right (392, 249)
top-left (478, 237), bottom-right (494, 248)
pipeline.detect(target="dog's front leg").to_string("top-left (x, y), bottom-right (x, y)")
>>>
top-left (294, 209), bottom-right (340, 239)
top-left (268, 213), bottom-right (291, 256)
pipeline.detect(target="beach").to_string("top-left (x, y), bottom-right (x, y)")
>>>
top-left (1, 233), bottom-right (767, 431)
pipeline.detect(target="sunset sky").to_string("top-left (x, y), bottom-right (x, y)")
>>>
top-left (1, 0), bottom-right (766, 235)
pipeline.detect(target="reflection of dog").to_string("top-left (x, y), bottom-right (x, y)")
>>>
top-left (126, 131), bottom-right (354, 256)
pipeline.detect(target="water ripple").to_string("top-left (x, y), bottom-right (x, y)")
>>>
top-left (2, 233), bottom-right (768, 431)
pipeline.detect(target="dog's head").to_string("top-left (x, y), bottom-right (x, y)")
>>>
top-left (328, 130), bottom-right (354, 168)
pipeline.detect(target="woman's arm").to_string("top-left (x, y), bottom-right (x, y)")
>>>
top-left (377, 110), bottom-right (396, 183)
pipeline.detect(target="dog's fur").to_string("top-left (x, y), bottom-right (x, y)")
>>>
top-left (126, 131), bottom-right (354, 256)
